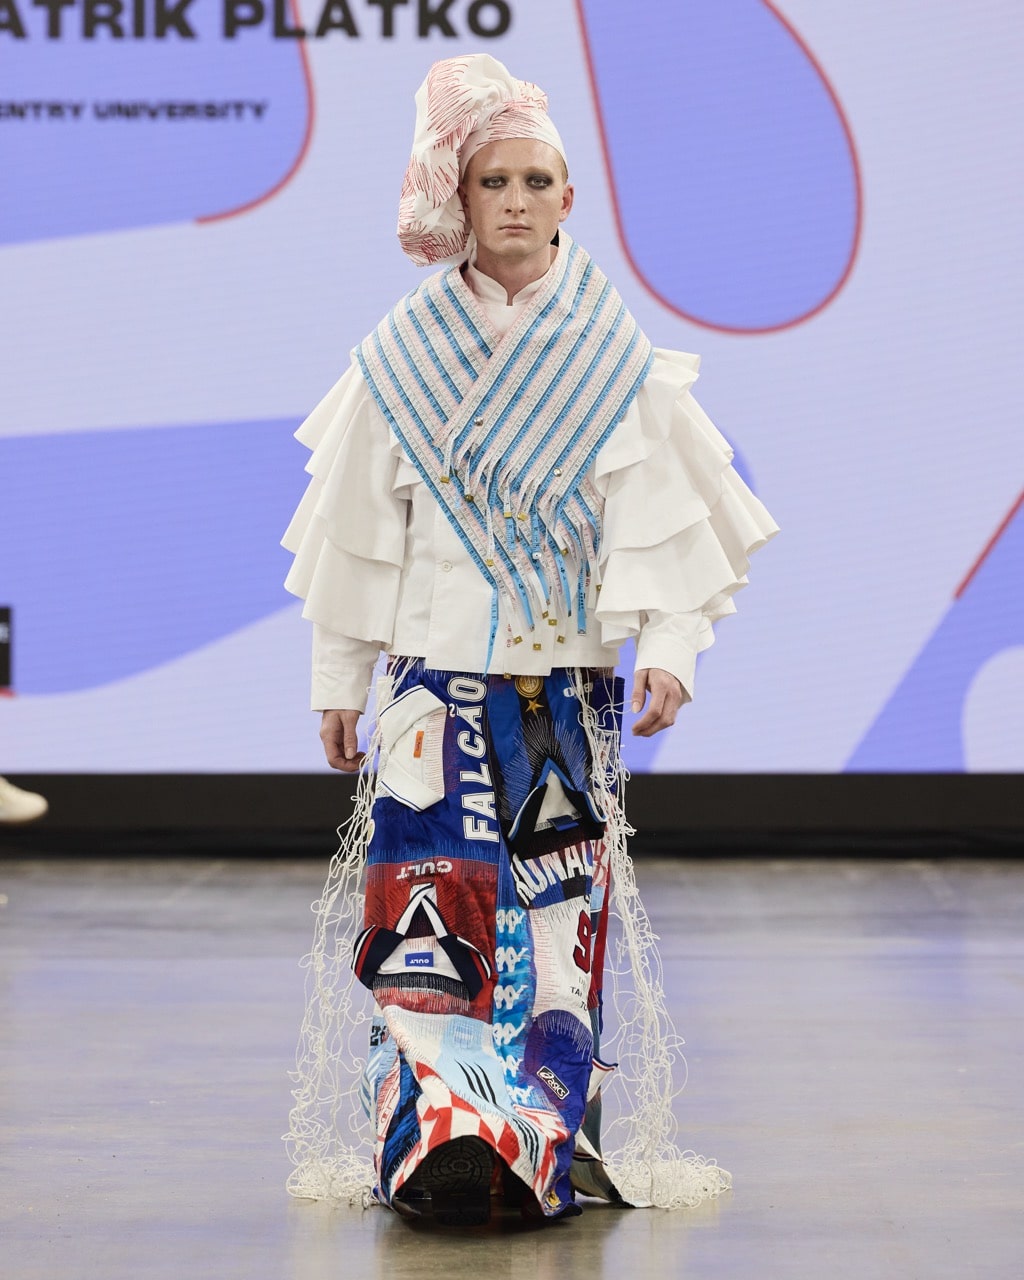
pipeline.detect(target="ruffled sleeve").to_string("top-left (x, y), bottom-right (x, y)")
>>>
top-left (593, 348), bottom-right (779, 681)
top-left (282, 363), bottom-right (410, 645)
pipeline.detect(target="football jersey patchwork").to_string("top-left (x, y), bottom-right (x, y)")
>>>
top-left (359, 661), bottom-right (626, 1217)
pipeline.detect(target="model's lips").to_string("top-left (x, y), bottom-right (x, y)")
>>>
top-left (501, 224), bottom-right (530, 231)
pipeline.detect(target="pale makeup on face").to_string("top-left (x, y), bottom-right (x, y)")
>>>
top-left (459, 138), bottom-right (574, 303)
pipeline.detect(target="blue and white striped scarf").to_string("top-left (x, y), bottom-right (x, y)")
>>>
top-left (357, 233), bottom-right (652, 662)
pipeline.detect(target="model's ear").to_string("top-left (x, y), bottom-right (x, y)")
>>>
top-left (559, 183), bottom-right (575, 223)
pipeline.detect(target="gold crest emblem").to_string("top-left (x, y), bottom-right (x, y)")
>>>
top-left (514, 675), bottom-right (544, 699)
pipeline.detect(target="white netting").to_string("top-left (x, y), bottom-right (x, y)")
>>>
top-left (567, 668), bottom-right (731, 1208)
top-left (283, 665), bottom-right (731, 1210)
top-left (282, 666), bottom-right (406, 1206)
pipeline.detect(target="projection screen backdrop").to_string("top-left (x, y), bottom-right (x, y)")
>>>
top-left (1, 0), bottom-right (1021, 774)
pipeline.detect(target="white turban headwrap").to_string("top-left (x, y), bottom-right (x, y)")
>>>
top-left (397, 54), bottom-right (568, 267)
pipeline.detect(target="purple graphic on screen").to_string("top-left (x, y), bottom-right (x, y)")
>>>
top-left (0, 16), bottom-right (310, 245)
top-left (1, 426), bottom-right (759, 705)
top-left (0, 422), bottom-right (306, 693)
top-left (576, 0), bottom-right (861, 332)
top-left (846, 498), bottom-right (1024, 771)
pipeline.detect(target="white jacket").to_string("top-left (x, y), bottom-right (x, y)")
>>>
top-left (283, 261), bottom-right (778, 711)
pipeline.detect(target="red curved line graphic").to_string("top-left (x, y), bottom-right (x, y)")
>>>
top-left (954, 488), bottom-right (1024, 600)
top-left (572, 0), bottom-right (864, 335)
top-left (196, 0), bottom-right (315, 225)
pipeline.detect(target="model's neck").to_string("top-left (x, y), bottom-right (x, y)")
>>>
top-left (472, 244), bottom-right (557, 304)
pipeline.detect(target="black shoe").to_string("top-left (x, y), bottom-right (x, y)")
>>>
top-left (499, 1161), bottom-right (528, 1208)
top-left (400, 1136), bottom-right (494, 1227)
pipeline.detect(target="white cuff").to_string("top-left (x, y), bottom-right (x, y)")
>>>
top-left (635, 610), bottom-right (706, 702)
top-left (311, 625), bottom-right (381, 712)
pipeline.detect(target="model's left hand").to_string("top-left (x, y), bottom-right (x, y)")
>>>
top-left (631, 667), bottom-right (685, 737)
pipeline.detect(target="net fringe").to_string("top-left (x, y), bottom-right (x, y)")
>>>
top-left (282, 662), bottom-right (413, 1207)
top-left (567, 668), bottom-right (731, 1209)
top-left (283, 663), bottom-right (731, 1210)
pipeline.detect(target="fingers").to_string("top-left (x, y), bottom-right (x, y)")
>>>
top-left (341, 711), bottom-right (360, 762)
top-left (320, 710), bottom-right (365, 773)
top-left (631, 668), bottom-right (649, 714)
top-left (631, 669), bottom-right (684, 737)
top-left (319, 712), bottom-right (346, 770)
top-left (632, 684), bottom-right (667, 736)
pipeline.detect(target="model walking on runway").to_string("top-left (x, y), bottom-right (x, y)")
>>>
top-left (283, 53), bottom-right (777, 1226)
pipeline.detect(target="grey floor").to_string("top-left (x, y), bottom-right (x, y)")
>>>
top-left (1, 855), bottom-right (1021, 1279)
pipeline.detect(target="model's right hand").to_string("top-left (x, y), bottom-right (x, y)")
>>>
top-left (320, 709), bottom-right (364, 773)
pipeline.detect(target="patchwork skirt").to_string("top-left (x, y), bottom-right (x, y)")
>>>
top-left (357, 661), bottom-right (624, 1217)
top-left (285, 661), bottom-right (731, 1214)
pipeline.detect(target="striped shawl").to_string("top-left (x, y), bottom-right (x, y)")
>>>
top-left (356, 234), bottom-right (653, 660)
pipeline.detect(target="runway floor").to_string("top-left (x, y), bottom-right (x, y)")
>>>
top-left (1, 854), bottom-right (1021, 1279)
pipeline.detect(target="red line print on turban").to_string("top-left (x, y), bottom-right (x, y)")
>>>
top-left (197, 0), bottom-right (316, 226)
top-left (574, 0), bottom-right (863, 334)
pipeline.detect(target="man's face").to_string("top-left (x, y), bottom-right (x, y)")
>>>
top-left (459, 138), bottom-right (574, 266)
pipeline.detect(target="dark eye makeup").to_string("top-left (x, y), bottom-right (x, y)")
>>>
top-left (479, 174), bottom-right (556, 188)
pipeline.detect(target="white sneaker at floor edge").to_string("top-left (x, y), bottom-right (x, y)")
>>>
top-left (0, 777), bottom-right (49, 825)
